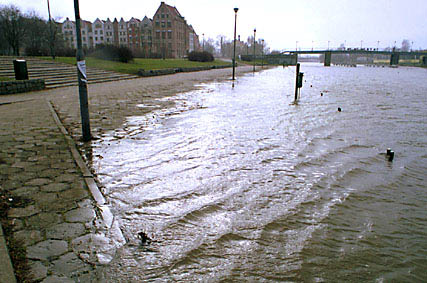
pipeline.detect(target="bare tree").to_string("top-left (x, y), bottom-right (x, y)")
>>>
top-left (401, 39), bottom-right (410, 52)
top-left (0, 5), bottom-right (26, 55)
top-left (24, 11), bottom-right (49, 56)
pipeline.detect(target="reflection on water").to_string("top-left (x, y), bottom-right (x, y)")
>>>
top-left (91, 64), bottom-right (427, 281)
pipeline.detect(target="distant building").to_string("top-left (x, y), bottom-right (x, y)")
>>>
top-left (58, 1), bottom-right (200, 58)
top-left (140, 16), bottom-right (153, 57)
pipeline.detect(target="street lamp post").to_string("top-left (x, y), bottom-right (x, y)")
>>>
top-left (73, 0), bottom-right (91, 141)
top-left (232, 7), bottom-right (238, 81)
top-left (261, 39), bottom-right (264, 68)
top-left (312, 40), bottom-right (314, 51)
top-left (377, 40), bottom-right (380, 50)
top-left (328, 40), bottom-right (330, 50)
top-left (361, 40), bottom-right (363, 49)
top-left (47, 0), bottom-right (56, 59)
top-left (202, 33), bottom-right (205, 51)
top-left (253, 28), bottom-right (256, 72)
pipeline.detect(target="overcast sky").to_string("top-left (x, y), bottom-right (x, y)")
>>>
top-left (2, 0), bottom-right (426, 51)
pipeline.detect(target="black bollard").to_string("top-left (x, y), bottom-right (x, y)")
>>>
top-left (321, 92), bottom-right (323, 96)
top-left (388, 151), bottom-right (394, 162)
top-left (338, 107), bottom-right (342, 112)
top-left (386, 148), bottom-right (391, 156)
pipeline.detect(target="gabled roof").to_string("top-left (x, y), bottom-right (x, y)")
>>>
top-left (154, 2), bottom-right (182, 19)
top-left (128, 17), bottom-right (141, 23)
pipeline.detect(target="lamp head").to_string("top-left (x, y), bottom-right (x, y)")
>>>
top-left (254, 28), bottom-right (256, 33)
top-left (234, 8), bottom-right (239, 13)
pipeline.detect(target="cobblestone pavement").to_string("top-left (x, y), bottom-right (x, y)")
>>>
top-left (0, 99), bottom-right (124, 282)
top-left (0, 66), bottom-right (253, 282)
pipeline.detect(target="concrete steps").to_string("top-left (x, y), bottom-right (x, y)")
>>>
top-left (0, 57), bottom-right (139, 89)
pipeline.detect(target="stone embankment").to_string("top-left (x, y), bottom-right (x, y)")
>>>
top-left (0, 79), bottom-right (45, 95)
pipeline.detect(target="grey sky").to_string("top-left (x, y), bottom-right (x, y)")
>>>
top-left (2, 0), bottom-right (426, 51)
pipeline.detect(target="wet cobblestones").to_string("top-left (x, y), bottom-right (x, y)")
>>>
top-left (0, 100), bottom-right (122, 282)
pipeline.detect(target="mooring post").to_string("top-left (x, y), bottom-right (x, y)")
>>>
top-left (294, 63), bottom-right (300, 102)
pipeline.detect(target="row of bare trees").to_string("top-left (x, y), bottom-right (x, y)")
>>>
top-left (200, 35), bottom-right (271, 58)
top-left (0, 4), bottom-right (63, 57)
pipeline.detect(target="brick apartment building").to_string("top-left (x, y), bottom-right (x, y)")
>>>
top-left (60, 2), bottom-right (200, 58)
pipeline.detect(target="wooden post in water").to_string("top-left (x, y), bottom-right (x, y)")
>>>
top-left (294, 63), bottom-right (300, 102)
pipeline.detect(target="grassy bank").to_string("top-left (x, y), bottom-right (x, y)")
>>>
top-left (0, 76), bottom-right (13, 82)
top-left (40, 57), bottom-right (231, 75)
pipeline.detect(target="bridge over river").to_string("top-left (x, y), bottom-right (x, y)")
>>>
top-left (265, 49), bottom-right (427, 66)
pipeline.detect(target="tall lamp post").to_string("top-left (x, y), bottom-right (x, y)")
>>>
top-left (73, 0), bottom-right (91, 141)
top-left (47, 0), bottom-right (55, 59)
top-left (232, 7), bottom-right (238, 81)
top-left (202, 33), bottom-right (205, 51)
top-left (261, 39), bottom-right (264, 68)
top-left (253, 28), bottom-right (256, 72)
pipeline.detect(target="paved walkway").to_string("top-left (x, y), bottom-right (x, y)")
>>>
top-left (0, 99), bottom-right (124, 282)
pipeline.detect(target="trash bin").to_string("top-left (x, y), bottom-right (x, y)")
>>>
top-left (13, 59), bottom-right (29, 80)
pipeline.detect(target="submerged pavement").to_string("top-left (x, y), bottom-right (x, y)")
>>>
top-left (0, 66), bottom-right (253, 282)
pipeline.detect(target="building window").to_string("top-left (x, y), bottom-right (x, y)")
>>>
top-left (155, 21), bottom-right (160, 27)
top-left (95, 30), bottom-right (98, 35)
top-left (167, 21), bottom-right (171, 28)
top-left (100, 36), bottom-right (103, 41)
top-left (161, 21), bottom-right (165, 28)
top-left (100, 30), bottom-right (103, 35)
top-left (156, 32), bottom-right (160, 39)
top-left (168, 31), bottom-right (172, 39)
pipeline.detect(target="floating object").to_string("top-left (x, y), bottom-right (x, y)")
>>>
top-left (138, 231), bottom-right (151, 245)
top-left (386, 148), bottom-right (391, 155)
top-left (321, 92), bottom-right (323, 96)
top-left (338, 107), bottom-right (342, 112)
top-left (310, 85), bottom-right (313, 87)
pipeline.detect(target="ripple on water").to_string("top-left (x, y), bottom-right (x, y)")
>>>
top-left (95, 65), bottom-right (427, 281)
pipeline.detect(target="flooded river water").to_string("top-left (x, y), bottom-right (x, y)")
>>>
top-left (91, 64), bottom-right (426, 281)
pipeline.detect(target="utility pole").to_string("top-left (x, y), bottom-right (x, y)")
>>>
top-left (73, 0), bottom-right (91, 141)
top-left (253, 28), bottom-right (256, 72)
top-left (47, 0), bottom-right (55, 59)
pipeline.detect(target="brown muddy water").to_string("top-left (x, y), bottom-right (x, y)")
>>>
top-left (87, 64), bottom-right (426, 281)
